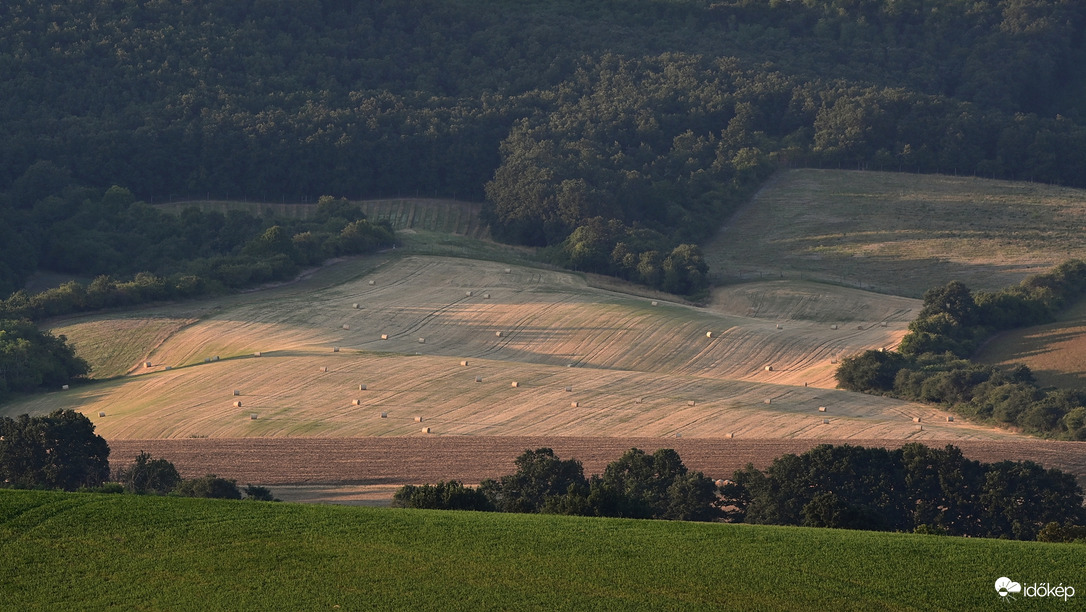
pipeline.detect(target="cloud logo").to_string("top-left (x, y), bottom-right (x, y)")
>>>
top-left (996, 577), bottom-right (1022, 599)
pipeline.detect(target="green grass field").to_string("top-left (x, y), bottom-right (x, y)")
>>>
top-left (1, 489), bottom-right (1081, 611)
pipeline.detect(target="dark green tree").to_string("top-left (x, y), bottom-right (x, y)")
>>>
top-left (0, 409), bottom-right (110, 491)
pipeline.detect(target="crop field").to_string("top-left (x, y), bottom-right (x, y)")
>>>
top-left (2, 489), bottom-right (1082, 611)
top-left (10, 254), bottom-right (1017, 441)
top-left (705, 168), bottom-right (1086, 297)
top-left (975, 299), bottom-right (1086, 391)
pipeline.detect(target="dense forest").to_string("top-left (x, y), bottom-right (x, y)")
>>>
top-left (2, 0), bottom-right (1086, 296)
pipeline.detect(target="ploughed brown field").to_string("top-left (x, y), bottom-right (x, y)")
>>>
top-left (107, 437), bottom-right (1086, 504)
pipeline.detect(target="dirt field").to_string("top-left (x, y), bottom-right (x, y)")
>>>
top-left (107, 436), bottom-right (1086, 500)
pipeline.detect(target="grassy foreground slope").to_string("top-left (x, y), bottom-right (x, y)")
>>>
top-left (2, 490), bottom-right (1081, 611)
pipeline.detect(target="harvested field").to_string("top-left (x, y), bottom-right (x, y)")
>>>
top-left (46, 316), bottom-right (197, 379)
top-left (107, 437), bottom-right (1086, 490)
top-left (975, 299), bottom-right (1086, 391)
top-left (705, 169), bottom-right (1086, 297)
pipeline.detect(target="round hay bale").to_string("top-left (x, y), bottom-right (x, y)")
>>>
top-left (144, 361), bottom-right (152, 368)
top-left (706, 331), bottom-right (714, 338)
top-left (461, 360), bottom-right (469, 366)
top-left (250, 413), bottom-right (258, 420)
top-left (916, 424), bottom-right (924, 431)
top-left (61, 384), bottom-right (69, 391)
top-left (368, 280), bottom-right (375, 285)
top-left (380, 412), bottom-right (388, 418)
top-left (333, 347), bottom-right (340, 352)
top-left (775, 324), bottom-right (781, 330)
top-left (495, 331), bottom-right (503, 337)
top-left (483, 293), bottom-right (490, 299)
top-left (764, 398), bottom-right (772, 404)
top-left (213, 356), bottom-right (220, 361)
top-left (359, 384), bottom-right (367, 390)
top-left (675, 433), bottom-right (682, 438)
top-left (725, 433), bottom-right (734, 439)
top-left (504, 268), bottom-right (511, 273)
top-left (818, 406), bottom-right (827, 412)
top-left (342, 324), bottom-right (350, 330)
top-left (233, 400), bottom-right (243, 407)
top-left (98, 411), bottom-right (106, 418)
top-left (165, 366), bottom-right (173, 370)
top-left (831, 324), bottom-right (838, 330)
top-left (466, 291), bottom-right (473, 297)
top-left (320, 366), bottom-right (328, 372)
top-left (353, 303), bottom-right (360, 309)
top-left (422, 426), bottom-right (431, 434)
top-left (912, 416), bottom-right (922, 423)
top-left (475, 376), bottom-right (483, 383)
top-left (635, 397), bottom-right (643, 404)
top-left (233, 390), bottom-right (241, 396)
top-left (511, 381), bottom-right (519, 388)
top-left (881, 321), bottom-right (888, 327)
top-left (414, 416), bottom-right (423, 422)
top-left (651, 301), bottom-right (658, 306)
top-left (822, 418), bottom-right (830, 424)
top-left (381, 334), bottom-right (389, 340)
top-left (565, 386), bottom-right (572, 392)
top-left (570, 401), bottom-right (579, 408)
top-left (418, 337), bottom-right (426, 343)
top-left (352, 399), bottom-right (362, 406)
top-left (764, 365), bottom-right (773, 372)
top-left (687, 400), bottom-right (696, 407)
top-left (946, 415), bottom-right (955, 422)
top-left (253, 352), bottom-right (261, 357)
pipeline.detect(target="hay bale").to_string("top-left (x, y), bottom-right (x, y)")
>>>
top-left (320, 366), bottom-right (328, 372)
top-left (764, 398), bottom-right (772, 404)
top-left (342, 324), bottom-right (350, 330)
top-left (333, 347), bottom-right (340, 352)
top-left (675, 433), bottom-right (682, 438)
top-left (475, 376), bottom-right (483, 383)
top-left (818, 406), bottom-right (827, 412)
top-left (461, 360), bottom-right (469, 366)
top-left (253, 352), bottom-right (261, 357)
top-left (414, 416), bottom-right (423, 422)
top-left (725, 433), bottom-right (734, 439)
top-left (687, 400), bottom-right (696, 407)
top-left (205, 358), bottom-right (211, 363)
top-left (764, 365), bottom-right (773, 372)
top-left (422, 426), bottom-right (431, 434)
top-left (831, 324), bottom-right (838, 330)
top-left (381, 334), bottom-right (389, 340)
top-left (353, 303), bottom-right (360, 309)
top-left (61, 384), bottom-right (69, 391)
top-left (511, 381), bottom-right (519, 388)
top-left (858, 325), bottom-right (864, 330)
top-left (359, 384), bottom-right (367, 390)
top-left (213, 356), bottom-right (220, 361)
top-left (233, 390), bottom-right (241, 396)
top-left (946, 416), bottom-right (955, 422)
top-left (775, 324), bottom-right (781, 330)
top-left (916, 424), bottom-right (924, 431)
top-left (635, 397), bottom-right (643, 404)
top-left (504, 268), bottom-right (511, 273)
top-left (233, 400), bottom-right (242, 407)
top-left (466, 291), bottom-right (473, 297)
top-left (913, 416), bottom-right (922, 423)
top-left (380, 412), bottom-right (388, 418)
top-left (145, 361), bottom-right (152, 368)
top-left (352, 399), bottom-right (362, 406)
top-left (418, 337), bottom-right (426, 344)
top-left (565, 386), bottom-right (572, 392)
top-left (495, 331), bottom-right (503, 337)
top-left (250, 413), bottom-right (258, 420)
top-left (368, 280), bottom-right (375, 285)
top-left (651, 301), bottom-right (658, 306)
top-left (706, 331), bottom-right (714, 338)
top-left (822, 418), bottom-right (830, 424)
top-left (164, 366), bottom-right (173, 370)
top-left (570, 401), bottom-right (579, 408)
top-left (881, 321), bottom-right (887, 327)
top-left (98, 412), bottom-right (106, 417)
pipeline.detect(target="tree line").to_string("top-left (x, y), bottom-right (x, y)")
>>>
top-left (393, 445), bottom-right (1086, 543)
top-left (836, 260), bottom-right (1086, 439)
top-left (3, 1), bottom-right (1086, 294)
top-left (0, 409), bottom-right (274, 500)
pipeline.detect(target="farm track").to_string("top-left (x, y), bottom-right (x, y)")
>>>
top-left (107, 436), bottom-right (1086, 488)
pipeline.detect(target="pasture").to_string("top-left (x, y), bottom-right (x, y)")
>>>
top-left (2, 489), bottom-right (1082, 611)
top-left (976, 299), bottom-right (1086, 391)
top-left (704, 168), bottom-right (1086, 297)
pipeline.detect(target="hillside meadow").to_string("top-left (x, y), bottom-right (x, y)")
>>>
top-left (2, 489), bottom-right (1082, 611)
top-left (976, 298), bottom-right (1086, 392)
